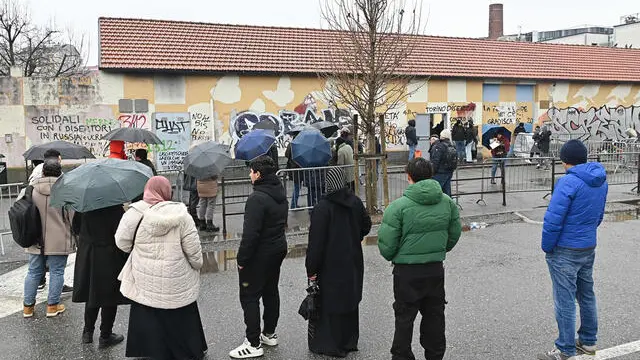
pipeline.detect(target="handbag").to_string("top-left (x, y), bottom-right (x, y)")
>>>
top-left (298, 279), bottom-right (320, 321)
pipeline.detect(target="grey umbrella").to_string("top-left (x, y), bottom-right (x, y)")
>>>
top-left (23, 141), bottom-right (95, 160)
top-left (50, 158), bottom-right (154, 212)
top-left (102, 127), bottom-right (162, 144)
top-left (183, 141), bottom-right (232, 179)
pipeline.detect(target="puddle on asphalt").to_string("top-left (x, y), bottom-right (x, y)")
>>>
top-left (201, 239), bottom-right (379, 274)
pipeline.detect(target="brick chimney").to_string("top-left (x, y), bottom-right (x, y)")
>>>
top-left (488, 3), bottom-right (504, 40)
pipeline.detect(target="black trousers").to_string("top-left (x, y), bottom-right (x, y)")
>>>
top-left (239, 252), bottom-right (286, 347)
top-left (84, 304), bottom-right (117, 338)
top-left (391, 264), bottom-right (446, 360)
top-left (188, 190), bottom-right (200, 220)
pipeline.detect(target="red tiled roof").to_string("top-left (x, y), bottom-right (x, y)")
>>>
top-left (99, 17), bottom-right (640, 83)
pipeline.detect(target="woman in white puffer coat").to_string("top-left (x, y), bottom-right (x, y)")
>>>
top-left (115, 176), bottom-right (207, 360)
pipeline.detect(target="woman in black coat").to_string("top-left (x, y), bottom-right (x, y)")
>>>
top-left (72, 205), bottom-right (130, 348)
top-left (305, 167), bottom-right (372, 358)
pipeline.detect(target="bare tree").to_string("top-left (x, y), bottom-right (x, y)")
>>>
top-left (0, 0), bottom-right (87, 77)
top-left (319, 0), bottom-right (425, 213)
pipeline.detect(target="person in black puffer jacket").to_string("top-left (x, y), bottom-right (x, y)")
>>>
top-left (230, 155), bottom-right (288, 359)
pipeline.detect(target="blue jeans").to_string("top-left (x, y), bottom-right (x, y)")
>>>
top-left (491, 158), bottom-right (505, 180)
top-left (455, 141), bottom-right (466, 161)
top-left (432, 172), bottom-right (452, 197)
top-left (24, 254), bottom-right (68, 306)
top-left (546, 248), bottom-right (598, 356)
top-left (408, 144), bottom-right (416, 160)
top-left (291, 181), bottom-right (301, 209)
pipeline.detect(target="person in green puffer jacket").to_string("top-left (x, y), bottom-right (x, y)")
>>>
top-left (377, 157), bottom-right (462, 360)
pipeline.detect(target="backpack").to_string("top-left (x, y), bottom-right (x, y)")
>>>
top-left (441, 141), bottom-right (458, 171)
top-left (8, 186), bottom-right (43, 248)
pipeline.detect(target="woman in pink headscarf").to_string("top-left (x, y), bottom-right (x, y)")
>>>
top-left (115, 176), bottom-right (208, 359)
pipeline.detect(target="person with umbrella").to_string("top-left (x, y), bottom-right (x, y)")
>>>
top-left (334, 128), bottom-right (355, 192)
top-left (50, 159), bottom-right (154, 347)
top-left (229, 155), bottom-right (288, 359)
top-left (22, 160), bottom-right (75, 319)
top-left (305, 167), bottom-right (372, 357)
top-left (490, 133), bottom-right (509, 185)
top-left (292, 129), bottom-right (332, 212)
top-left (285, 138), bottom-right (302, 209)
top-left (196, 175), bottom-right (220, 232)
top-left (115, 176), bottom-right (207, 360)
top-left (183, 141), bottom-right (233, 233)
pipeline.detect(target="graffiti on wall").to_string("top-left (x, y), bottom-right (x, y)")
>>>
top-left (191, 112), bottom-right (212, 142)
top-left (483, 102), bottom-right (533, 126)
top-left (547, 106), bottom-right (640, 141)
top-left (25, 105), bottom-right (116, 157)
top-left (118, 114), bottom-right (148, 128)
top-left (152, 112), bottom-right (191, 172)
top-left (229, 94), bottom-right (352, 153)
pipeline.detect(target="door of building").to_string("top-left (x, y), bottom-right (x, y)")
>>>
top-left (414, 114), bottom-right (431, 159)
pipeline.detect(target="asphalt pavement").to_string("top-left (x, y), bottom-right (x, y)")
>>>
top-left (0, 219), bottom-right (639, 359)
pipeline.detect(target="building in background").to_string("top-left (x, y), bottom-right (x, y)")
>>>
top-left (500, 26), bottom-right (614, 46)
top-left (1, 17), bottom-right (640, 172)
top-left (614, 13), bottom-right (640, 48)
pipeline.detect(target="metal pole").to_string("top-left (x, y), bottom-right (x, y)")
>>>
top-left (501, 159), bottom-right (506, 206)
top-left (636, 153), bottom-right (640, 195)
top-left (221, 176), bottom-right (227, 235)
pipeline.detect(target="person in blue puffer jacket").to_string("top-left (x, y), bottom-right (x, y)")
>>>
top-left (537, 140), bottom-right (608, 360)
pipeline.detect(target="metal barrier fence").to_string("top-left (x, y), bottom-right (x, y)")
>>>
top-left (0, 183), bottom-right (26, 255)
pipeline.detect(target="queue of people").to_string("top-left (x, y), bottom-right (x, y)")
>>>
top-left (18, 130), bottom-right (608, 360)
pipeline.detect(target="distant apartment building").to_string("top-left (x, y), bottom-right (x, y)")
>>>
top-left (614, 13), bottom-right (640, 48)
top-left (500, 26), bottom-right (614, 46)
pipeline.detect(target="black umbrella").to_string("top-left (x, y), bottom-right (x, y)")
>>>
top-left (183, 141), bottom-right (232, 179)
top-left (482, 126), bottom-right (512, 148)
top-left (23, 141), bottom-right (95, 161)
top-left (285, 124), bottom-right (308, 136)
top-left (311, 121), bottom-right (339, 138)
top-left (102, 127), bottom-right (162, 144)
top-left (253, 120), bottom-right (278, 131)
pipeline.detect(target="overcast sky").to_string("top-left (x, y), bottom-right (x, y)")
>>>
top-left (25, 0), bottom-right (639, 65)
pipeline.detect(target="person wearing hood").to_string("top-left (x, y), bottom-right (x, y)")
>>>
top-left (377, 158), bottom-right (462, 360)
top-left (23, 160), bottom-right (75, 319)
top-left (230, 155), bottom-right (288, 359)
top-left (109, 140), bottom-right (127, 160)
top-left (115, 176), bottom-right (207, 360)
top-left (305, 167), bottom-right (372, 357)
top-left (537, 140), bottom-right (608, 360)
top-left (335, 129), bottom-right (356, 192)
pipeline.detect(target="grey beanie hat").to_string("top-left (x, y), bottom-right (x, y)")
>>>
top-left (325, 167), bottom-right (347, 194)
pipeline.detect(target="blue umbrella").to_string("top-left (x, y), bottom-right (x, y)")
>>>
top-left (235, 129), bottom-right (276, 161)
top-left (291, 129), bottom-right (331, 168)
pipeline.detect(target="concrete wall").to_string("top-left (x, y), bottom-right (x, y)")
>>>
top-left (1, 71), bottom-right (640, 171)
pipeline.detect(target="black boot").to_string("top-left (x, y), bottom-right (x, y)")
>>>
top-left (81, 329), bottom-right (93, 344)
top-left (206, 221), bottom-right (220, 233)
top-left (98, 333), bottom-right (124, 348)
top-left (198, 219), bottom-right (207, 231)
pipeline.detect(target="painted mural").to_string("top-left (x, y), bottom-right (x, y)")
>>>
top-left (2, 72), bottom-right (640, 168)
top-left (537, 83), bottom-right (640, 141)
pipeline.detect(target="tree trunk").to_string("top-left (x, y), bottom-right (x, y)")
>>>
top-left (364, 122), bottom-right (378, 214)
top-left (379, 114), bottom-right (390, 207)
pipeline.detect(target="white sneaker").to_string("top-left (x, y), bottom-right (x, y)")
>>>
top-left (260, 333), bottom-right (278, 346)
top-left (229, 339), bottom-right (264, 358)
